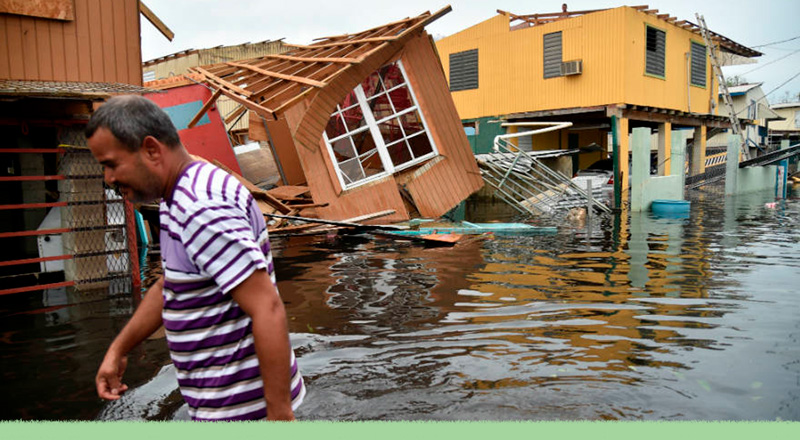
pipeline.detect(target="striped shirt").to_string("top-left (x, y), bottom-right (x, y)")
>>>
top-left (158, 161), bottom-right (305, 421)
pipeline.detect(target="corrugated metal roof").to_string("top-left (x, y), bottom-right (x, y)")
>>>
top-left (499, 5), bottom-right (762, 58)
top-left (726, 83), bottom-right (762, 95)
top-left (0, 80), bottom-right (156, 98)
top-left (142, 39), bottom-right (292, 67)
top-left (771, 102), bottom-right (800, 109)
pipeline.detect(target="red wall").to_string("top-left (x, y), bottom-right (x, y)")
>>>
top-left (145, 84), bottom-right (241, 174)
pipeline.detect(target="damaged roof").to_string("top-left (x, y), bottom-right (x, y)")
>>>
top-left (0, 79), bottom-right (156, 99)
top-left (189, 6), bottom-right (451, 120)
top-left (498, 5), bottom-right (762, 58)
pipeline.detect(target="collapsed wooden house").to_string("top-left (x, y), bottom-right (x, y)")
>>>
top-left (189, 6), bottom-right (483, 224)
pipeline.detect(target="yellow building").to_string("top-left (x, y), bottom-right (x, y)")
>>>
top-left (769, 102), bottom-right (800, 145)
top-left (436, 5), bottom-right (760, 201)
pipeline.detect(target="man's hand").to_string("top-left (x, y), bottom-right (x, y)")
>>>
top-left (96, 352), bottom-right (129, 400)
top-left (267, 403), bottom-right (296, 421)
top-left (94, 277), bottom-right (164, 401)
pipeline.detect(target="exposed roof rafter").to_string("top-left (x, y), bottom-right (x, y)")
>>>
top-left (500, 5), bottom-right (761, 58)
top-left (190, 6), bottom-right (452, 120)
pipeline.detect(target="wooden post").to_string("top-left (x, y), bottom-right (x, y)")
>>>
top-left (692, 125), bottom-right (707, 175)
top-left (658, 121), bottom-right (672, 176)
top-left (618, 117), bottom-right (630, 207)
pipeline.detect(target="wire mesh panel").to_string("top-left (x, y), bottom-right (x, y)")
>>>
top-left (58, 127), bottom-right (134, 292)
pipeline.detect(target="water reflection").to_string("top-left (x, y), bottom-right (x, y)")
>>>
top-left (1, 188), bottom-right (798, 420)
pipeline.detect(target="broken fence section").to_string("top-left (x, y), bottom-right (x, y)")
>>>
top-left (477, 134), bottom-right (612, 217)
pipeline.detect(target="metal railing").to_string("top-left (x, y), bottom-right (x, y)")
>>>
top-left (476, 122), bottom-right (612, 216)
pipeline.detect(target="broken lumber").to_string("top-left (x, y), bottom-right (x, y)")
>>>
top-left (267, 185), bottom-right (310, 200)
top-left (211, 159), bottom-right (292, 214)
top-left (264, 210), bottom-right (400, 230)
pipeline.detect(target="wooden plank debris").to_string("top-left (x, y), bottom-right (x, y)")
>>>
top-left (139, 2), bottom-right (174, 41)
top-left (188, 88), bottom-right (221, 129)
top-left (211, 159), bottom-right (292, 214)
top-left (267, 185), bottom-right (310, 200)
top-left (265, 210), bottom-right (398, 230)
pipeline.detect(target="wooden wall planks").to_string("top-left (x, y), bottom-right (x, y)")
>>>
top-left (0, 0), bottom-right (141, 85)
top-left (401, 33), bottom-right (483, 217)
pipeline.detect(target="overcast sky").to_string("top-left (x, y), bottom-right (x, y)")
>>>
top-left (140, 0), bottom-right (800, 104)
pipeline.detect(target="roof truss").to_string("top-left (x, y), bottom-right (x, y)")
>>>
top-left (191, 6), bottom-right (451, 119)
top-left (499, 5), bottom-right (761, 58)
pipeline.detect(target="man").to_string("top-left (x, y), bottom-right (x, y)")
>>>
top-left (89, 95), bottom-right (305, 421)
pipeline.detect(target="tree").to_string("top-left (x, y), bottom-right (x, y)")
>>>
top-left (774, 90), bottom-right (800, 104)
top-left (725, 75), bottom-right (748, 87)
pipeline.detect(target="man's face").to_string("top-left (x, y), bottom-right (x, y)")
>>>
top-left (88, 127), bottom-right (163, 203)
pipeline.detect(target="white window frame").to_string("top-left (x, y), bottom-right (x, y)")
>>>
top-left (322, 60), bottom-right (439, 191)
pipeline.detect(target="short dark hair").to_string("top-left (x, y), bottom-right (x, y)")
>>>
top-left (85, 95), bottom-right (181, 151)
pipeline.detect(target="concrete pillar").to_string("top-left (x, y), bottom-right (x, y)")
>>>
top-left (778, 139), bottom-right (790, 199)
top-left (725, 134), bottom-right (739, 196)
top-left (671, 130), bottom-right (687, 188)
top-left (657, 122), bottom-right (672, 176)
top-left (630, 127), bottom-right (651, 212)
top-left (691, 125), bottom-right (707, 175)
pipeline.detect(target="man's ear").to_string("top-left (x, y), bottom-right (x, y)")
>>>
top-left (141, 136), bottom-right (163, 162)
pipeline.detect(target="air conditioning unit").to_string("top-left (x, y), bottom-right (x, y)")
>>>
top-left (561, 60), bottom-right (583, 76)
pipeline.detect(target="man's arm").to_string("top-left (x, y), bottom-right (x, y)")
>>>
top-left (95, 277), bottom-right (165, 400)
top-left (230, 269), bottom-right (295, 421)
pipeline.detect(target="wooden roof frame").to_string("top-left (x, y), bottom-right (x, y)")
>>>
top-left (190, 6), bottom-right (452, 122)
top-left (140, 1), bottom-right (174, 41)
top-left (498, 5), bottom-right (761, 58)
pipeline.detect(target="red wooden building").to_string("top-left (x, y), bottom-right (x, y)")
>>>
top-left (191, 7), bottom-right (484, 223)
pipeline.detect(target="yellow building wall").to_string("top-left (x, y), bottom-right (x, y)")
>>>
top-left (770, 107), bottom-right (800, 131)
top-left (436, 7), bottom-right (719, 120)
top-left (621, 8), bottom-right (715, 114)
top-left (146, 53), bottom-right (201, 79)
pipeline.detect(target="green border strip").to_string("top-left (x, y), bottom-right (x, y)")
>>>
top-left (2, 421), bottom-right (798, 440)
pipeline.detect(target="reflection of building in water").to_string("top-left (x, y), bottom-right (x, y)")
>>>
top-left (457, 210), bottom-right (729, 373)
top-left (273, 235), bottom-right (487, 334)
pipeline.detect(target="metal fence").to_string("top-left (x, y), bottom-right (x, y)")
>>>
top-left (0, 125), bottom-right (138, 296)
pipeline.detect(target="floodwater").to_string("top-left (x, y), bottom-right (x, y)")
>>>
top-left (1, 187), bottom-right (798, 421)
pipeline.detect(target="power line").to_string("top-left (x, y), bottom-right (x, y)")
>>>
top-left (731, 69), bottom-right (800, 117)
top-left (752, 34), bottom-right (800, 48)
top-left (763, 69), bottom-right (800, 98)
top-left (739, 47), bottom-right (800, 76)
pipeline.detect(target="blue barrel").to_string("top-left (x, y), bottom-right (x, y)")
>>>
top-left (651, 199), bottom-right (690, 215)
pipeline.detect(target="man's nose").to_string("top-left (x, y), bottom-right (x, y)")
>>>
top-left (104, 168), bottom-right (115, 186)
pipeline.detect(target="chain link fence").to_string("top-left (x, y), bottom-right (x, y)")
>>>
top-left (57, 127), bottom-right (134, 292)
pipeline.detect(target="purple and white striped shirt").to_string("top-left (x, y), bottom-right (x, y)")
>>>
top-left (159, 161), bottom-right (305, 421)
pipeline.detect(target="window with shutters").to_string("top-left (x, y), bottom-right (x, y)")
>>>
top-left (323, 60), bottom-right (438, 190)
top-left (690, 41), bottom-right (707, 87)
top-left (645, 26), bottom-right (666, 78)
top-left (543, 32), bottom-right (563, 79)
top-left (449, 49), bottom-right (478, 91)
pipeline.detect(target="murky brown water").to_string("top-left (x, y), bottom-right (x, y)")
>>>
top-left (1, 187), bottom-right (799, 420)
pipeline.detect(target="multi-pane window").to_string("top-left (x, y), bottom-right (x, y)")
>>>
top-left (449, 49), bottom-right (478, 91)
top-left (324, 60), bottom-right (437, 190)
top-left (543, 31), bottom-right (563, 79)
top-left (645, 26), bottom-right (666, 77)
top-left (690, 41), bottom-right (707, 87)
